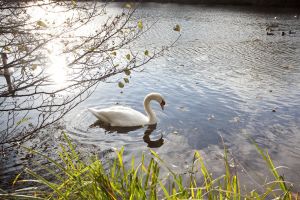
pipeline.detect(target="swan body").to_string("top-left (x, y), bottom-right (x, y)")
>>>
top-left (88, 93), bottom-right (166, 127)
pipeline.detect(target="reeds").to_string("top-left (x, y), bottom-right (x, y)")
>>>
top-left (0, 133), bottom-right (298, 200)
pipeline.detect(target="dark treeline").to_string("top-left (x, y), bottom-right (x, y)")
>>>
top-left (86, 0), bottom-right (300, 7)
top-left (7, 0), bottom-right (300, 7)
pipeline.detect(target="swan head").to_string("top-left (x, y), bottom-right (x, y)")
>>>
top-left (145, 93), bottom-right (166, 110)
top-left (160, 98), bottom-right (166, 110)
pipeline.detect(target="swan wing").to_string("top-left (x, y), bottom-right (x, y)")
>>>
top-left (88, 106), bottom-right (149, 127)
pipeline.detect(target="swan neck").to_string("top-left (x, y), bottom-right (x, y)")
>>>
top-left (144, 97), bottom-right (157, 124)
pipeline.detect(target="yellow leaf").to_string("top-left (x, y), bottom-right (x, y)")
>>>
top-left (31, 64), bottom-right (38, 70)
top-left (124, 3), bottom-right (132, 9)
top-left (173, 24), bottom-right (180, 32)
top-left (37, 20), bottom-right (47, 28)
top-left (18, 45), bottom-right (28, 52)
top-left (71, 0), bottom-right (77, 7)
top-left (3, 46), bottom-right (11, 53)
top-left (137, 20), bottom-right (143, 30)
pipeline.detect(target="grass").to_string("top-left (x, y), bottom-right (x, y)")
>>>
top-left (0, 133), bottom-right (298, 200)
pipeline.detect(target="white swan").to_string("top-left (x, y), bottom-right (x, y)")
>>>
top-left (88, 93), bottom-right (166, 127)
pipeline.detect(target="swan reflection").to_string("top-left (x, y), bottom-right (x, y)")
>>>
top-left (90, 121), bottom-right (164, 148)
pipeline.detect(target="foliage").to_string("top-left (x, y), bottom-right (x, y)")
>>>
top-left (0, 134), bottom-right (297, 200)
top-left (0, 1), bottom-right (180, 148)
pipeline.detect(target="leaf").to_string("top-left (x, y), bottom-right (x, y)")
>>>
top-left (3, 46), bottom-right (11, 53)
top-left (173, 24), bottom-right (181, 32)
top-left (126, 54), bottom-right (131, 60)
top-left (36, 20), bottom-right (47, 28)
top-left (124, 68), bottom-right (131, 76)
top-left (16, 117), bottom-right (31, 126)
top-left (71, 0), bottom-right (77, 7)
top-left (124, 3), bottom-right (132, 9)
top-left (31, 64), bottom-right (38, 70)
top-left (124, 78), bottom-right (129, 83)
top-left (118, 82), bottom-right (124, 88)
top-left (111, 51), bottom-right (117, 56)
top-left (18, 45), bottom-right (27, 52)
top-left (137, 20), bottom-right (143, 30)
top-left (144, 50), bottom-right (149, 56)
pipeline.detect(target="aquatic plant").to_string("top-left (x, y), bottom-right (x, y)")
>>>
top-left (0, 134), bottom-right (297, 200)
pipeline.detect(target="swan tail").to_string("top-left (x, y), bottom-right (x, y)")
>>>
top-left (88, 108), bottom-right (108, 123)
top-left (88, 108), bottom-right (100, 117)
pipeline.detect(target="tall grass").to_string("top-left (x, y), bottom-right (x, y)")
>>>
top-left (0, 133), bottom-right (298, 200)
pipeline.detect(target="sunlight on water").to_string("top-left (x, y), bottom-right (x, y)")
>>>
top-left (47, 42), bottom-right (67, 87)
top-left (49, 54), bottom-right (67, 86)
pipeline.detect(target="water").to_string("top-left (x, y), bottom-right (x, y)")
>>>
top-left (2, 3), bottom-right (300, 190)
top-left (66, 4), bottom-right (300, 189)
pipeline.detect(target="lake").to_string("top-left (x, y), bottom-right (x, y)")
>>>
top-left (2, 3), bottom-right (300, 191)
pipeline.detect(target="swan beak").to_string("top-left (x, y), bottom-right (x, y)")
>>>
top-left (160, 100), bottom-right (166, 110)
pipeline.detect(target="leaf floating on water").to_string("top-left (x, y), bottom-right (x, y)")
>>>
top-left (173, 24), bottom-right (181, 32)
top-left (207, 114), bottom-right (215, 121)
top-left (137, 20), bottom-right (143, 30)
top-left (177, 106), bottom-right (189, 112)
top-left (36, 20), bottom-right (47, 28)
top-left (118, 82), bottom-right (124, 88)
top-left (229, 117), bottom-right (240, 123)
top-left (144, 50), bottom-right (149, 56)
top-left (124, 78), bottom-right (129, 83)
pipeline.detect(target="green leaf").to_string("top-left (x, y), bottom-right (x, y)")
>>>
top-left (118, 82), bottom-right (124, 88)
top-left (144, 50), bottom-right (149, 56)
top-left (137, 20), bottom-right (143, 30)
top-left (16, 117), bottom-right (31, 126)
top-left (126, 54), bottom-right (131, 60)
top-left (36, 20), bottom-right (47, 28)
top-left (173, 24), bottom-right (180, 32)
top-left (124, 78), bottom-right (129, 83)
top-left (124, 68), bottom-right (131, 76)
